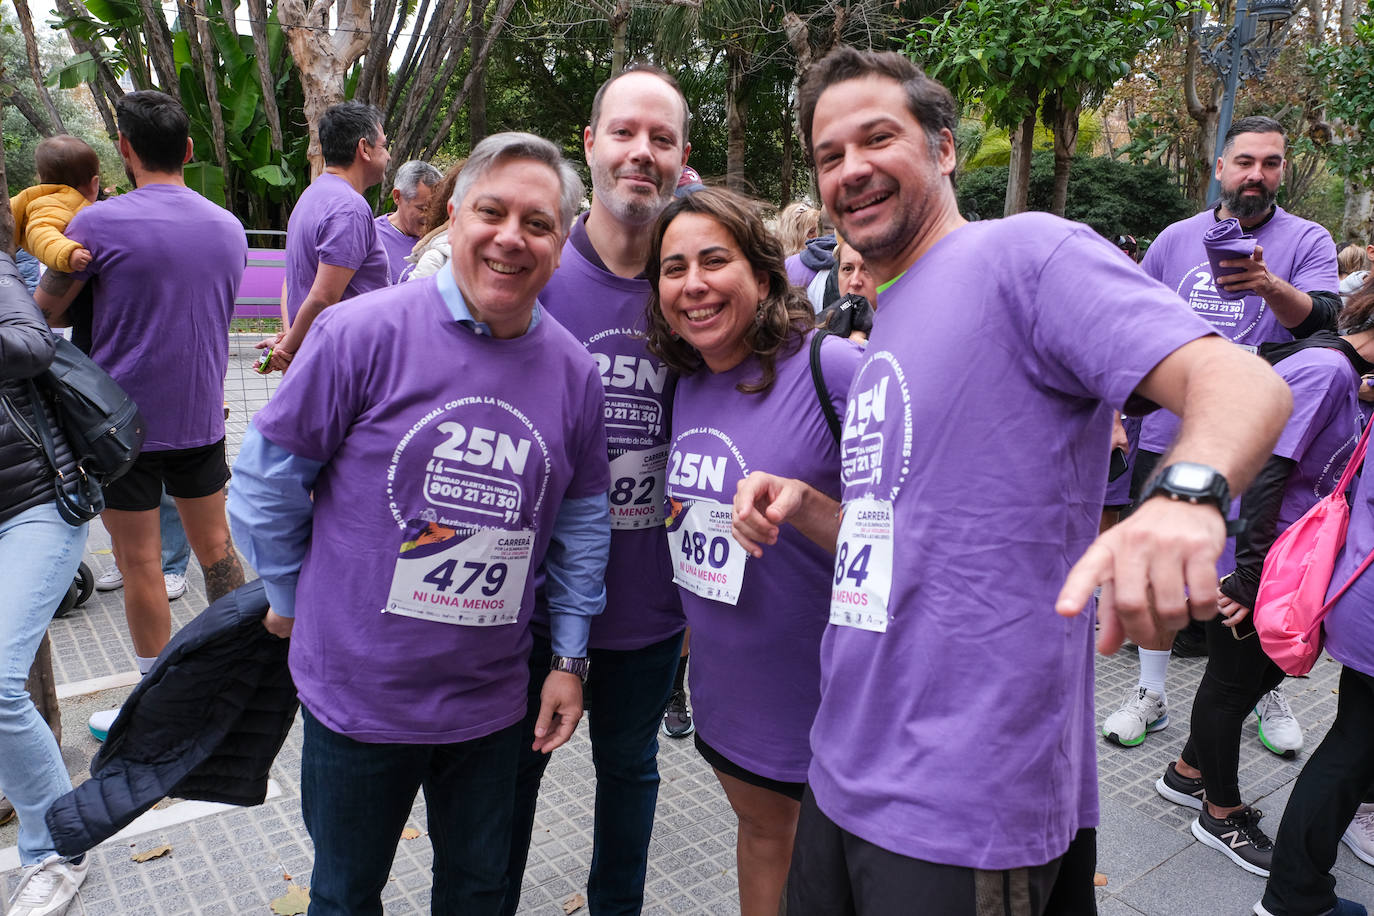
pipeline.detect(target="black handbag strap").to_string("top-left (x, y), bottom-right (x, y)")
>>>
top-left (810, 330), bottom-right (843, 447)
top-left (17, 379), bottom-right (103, 521)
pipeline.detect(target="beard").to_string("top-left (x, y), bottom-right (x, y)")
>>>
top-left (590, 160), bottom-right (673, 226)
top-left (1220, 181), bottom-right (1277, 222)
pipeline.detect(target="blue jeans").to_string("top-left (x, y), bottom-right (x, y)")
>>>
top-left (503, 630), bottom-right (684, 916)
top-left (159, 490), bottom-right (189, 577)
top-left (0, 503), bottom-right (87, 864)
top-left (300, 707), bottom-right (521, 915)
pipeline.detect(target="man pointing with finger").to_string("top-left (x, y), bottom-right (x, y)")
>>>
top-left (730, 47), bottom-right (1292, 915)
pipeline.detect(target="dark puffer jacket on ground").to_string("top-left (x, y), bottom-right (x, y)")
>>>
top-left (45, 580), bottom-right (298, 857)
top-left (0, 251), bottom-right (77, 525)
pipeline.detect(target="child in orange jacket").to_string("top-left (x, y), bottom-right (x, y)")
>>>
top-left (10, 135), bottom-right (102, 273)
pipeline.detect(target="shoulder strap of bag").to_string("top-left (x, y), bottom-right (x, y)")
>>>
top-left (810, 330), bottom-right (842, 447)
top-left (22, 378), bottom-right (103, 523)
top-left (1320, 420), bottom-right (1374, 611)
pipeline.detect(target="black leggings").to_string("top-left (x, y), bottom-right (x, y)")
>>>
top-left (1263, 666), bottom-right (1374, 916)
top-left (1179, 612), bottom-right (1286, 808)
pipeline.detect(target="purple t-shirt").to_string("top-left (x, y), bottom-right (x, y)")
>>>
top-left (1270, 347), bottom-right (1364, 531)
top-left (808, 213), bottom-right (1214, 870)
top-left (533, 233), bottom-right (685, 651)
top-left (1324, 424), bottom-right (1374, 678)
top-left (253, 278), bottom-right (609, 743)
top-left (785, 252), bottom-right (816, 289)
top-left (374, 214), bottom-right (417, 283)
top-left (67, 184), bottom-right (246, 451)
top-left (1138, 207), bottom-right (1338, 453)
top-left (667, 333), bottom-right (860, 782)
top-left (285, 173), bottom-right (390, 321)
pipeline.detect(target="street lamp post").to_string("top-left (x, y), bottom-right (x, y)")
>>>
top-left (1200, 0), bottom-right (1295, 205)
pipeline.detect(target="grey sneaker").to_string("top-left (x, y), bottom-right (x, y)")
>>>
top-left (95, 567), bottom-right (123, 591)
top-left (1342, 802), bottom-right (1374, 867)
top-left (1193, 805), bottom-right (1273, 876)
top-left (1102, 686), bottom-right (1168, 747)
top-left (1155, 761), bottom-right (1205, 811)
top-left (661, 688), bottom-right (693, 739)
top-left (1255, 688), bottom-right (1303, 759)
top-left (6, 853), bottom-right (88, 916)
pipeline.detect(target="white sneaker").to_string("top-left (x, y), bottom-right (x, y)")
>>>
top-left (1102, 686), bottom-right (1168, 747)
top-left (95, 567), bottom-right (123, 591)
top-left (1255, 688), bottom-right (1303, 759)
top-left (164, 573), bottom-right (187, 601)
top-left (1343, 803), bottom-right (1374, 867)
top-left (88, 708), bottom-right (118, 742)
top-left (6, 853), bottom-right (88, 916)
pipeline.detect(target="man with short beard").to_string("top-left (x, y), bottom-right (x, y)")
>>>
top-left (500, 65), bottom-right (690, 916)
top-left (1101, 115), bottom-right (1342, 754)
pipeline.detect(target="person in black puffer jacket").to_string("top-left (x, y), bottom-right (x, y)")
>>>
top-left (0, 248), bottom-right (94, 913)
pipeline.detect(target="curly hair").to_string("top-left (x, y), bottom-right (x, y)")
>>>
top-left (644, 187), bottom-right (815, 395)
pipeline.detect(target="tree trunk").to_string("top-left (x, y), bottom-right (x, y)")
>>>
top-left (11, 0), bottom-right (67, 134)
top-left (132, 0), bottom-right (180, 92)
top-left (726, 46), bottom-right (747, 192)
top-left (418, 0), bottom-right (518, 161)
top-left (1004, 109), bottom-right (1035, 216)
top-left (0, 104), bottom-right (13, 251)
top-left (27, 634), bottom-right (62, 745)
top-left (1049, 96), bottom-right (1079, 217)
top-left (246, 0), bottom-right (283, 152)
top-left (186, 0), bottom-right (233, 201)
top-left (1183, 15), bottom-right (1222, 205)
top-left (7, 91), bottom-right (55, 137)
top-left (279, 0), bottom-right (372, 177)
top-left (52, 0), bottom-right (124, 138)
top-left (1343, 179), bottom-right (1373, 241)
top-left (780, 97), bottom-right (793, 208)
top-left (610, 0), bottom-right (631, 76)
top-left (468, 7), bottom-right (489, 146)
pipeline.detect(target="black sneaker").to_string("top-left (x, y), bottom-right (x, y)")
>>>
top-left (1155, 761), bottom-right (1205, 810)
top-left (1192, 805), bottom-right (1273, 876)
top-left (661, 688), bottom-right (693, 739)
top-left (1171, 620), bottom-right (1209, 658)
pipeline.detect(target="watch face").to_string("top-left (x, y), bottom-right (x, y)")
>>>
top-left (1168, 464), bottom-right (1213, 492)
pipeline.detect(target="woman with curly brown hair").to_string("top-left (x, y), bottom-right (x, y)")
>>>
top-left (644, 187), bottom-right (862, 915)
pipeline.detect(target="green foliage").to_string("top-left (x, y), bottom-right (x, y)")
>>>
top-left (911, 0), bottom-right (1193, 128)
top-left (1300, 10), bottom-right (1374, 184)
top-left (957, 151), bottom-right (1197, 238)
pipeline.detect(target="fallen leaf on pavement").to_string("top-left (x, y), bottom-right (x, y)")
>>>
top-left (563, 892), bottom-right (586, 913)
top-left (1093, 873), bottom-right (1108, 887)
top-left (401, 827), bottom-right (422, 840)
top-left (270, 884), bottom-right (311, 915)
top-left (131, 844), bottom-right (171, 863)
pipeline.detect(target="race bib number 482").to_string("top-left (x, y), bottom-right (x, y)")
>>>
top-left (829, 498), bottom-right (894, 632)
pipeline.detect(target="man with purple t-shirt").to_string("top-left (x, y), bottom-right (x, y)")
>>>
top-left (1103, 115), bottom-right (1341, 753)
top-left (500, 66), bottom-right (690, 916)
top-left (229, 132), bottom-right (610, 914)
top-left (375, 159), bottom-right (441, 280)
top-left (260, 102), bottom-right (391, 372)
top-left (35, 91), bottom-right (248, 739)
top-left (733, 47), bottom-right (1292, 914)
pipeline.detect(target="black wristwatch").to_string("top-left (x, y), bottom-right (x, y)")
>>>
top-left (549, 655), bottom-right (590, 683)
top-left (1143, 462), bottom-right (1244, 534)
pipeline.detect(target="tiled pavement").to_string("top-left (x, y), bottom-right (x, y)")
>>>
top-left (4, 344), bottom-right (1374, 914)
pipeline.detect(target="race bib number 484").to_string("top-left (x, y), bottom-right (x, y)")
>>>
top-left (829, 499), bottom-right (894, 633)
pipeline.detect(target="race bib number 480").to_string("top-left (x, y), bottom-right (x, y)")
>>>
top-left (829, 498), bottom-right (894, 632)
top-left (385, 525), bottom-right (533, 626)
top-left (665, 498), bottom-right (746, 605)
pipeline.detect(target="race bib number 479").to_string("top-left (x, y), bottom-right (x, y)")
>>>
top-left (385, 525), bottom-right (533, 626)
top-left (829, 498), bottom-right (894, 633)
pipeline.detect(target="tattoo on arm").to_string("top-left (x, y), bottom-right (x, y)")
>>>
top-left (201, 539), bottom-right (247, 604)
top-left (38, 270), bottom-right (76, 297)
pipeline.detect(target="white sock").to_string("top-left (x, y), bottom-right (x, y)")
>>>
top-left (1138, 648), bottom-right (1170, 702)
top-left (136, 655), bottom-right (158, 675)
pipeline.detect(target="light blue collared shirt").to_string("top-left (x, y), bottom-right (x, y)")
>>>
top-left (228, 273), bottom-right (607, 657)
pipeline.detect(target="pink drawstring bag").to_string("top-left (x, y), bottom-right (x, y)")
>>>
top-left (1255, 421), bottom-right (1374, 675)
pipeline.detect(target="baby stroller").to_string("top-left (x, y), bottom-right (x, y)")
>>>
top-left (53, 561), bottom-right (95, 618)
